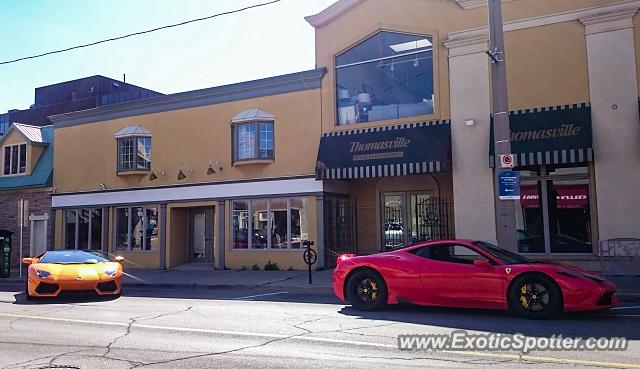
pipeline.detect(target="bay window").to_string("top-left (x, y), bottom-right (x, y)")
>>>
top-left (233, 121), bottom-right (274, 161)
top-left (231, 197), bottom-right (309, 250)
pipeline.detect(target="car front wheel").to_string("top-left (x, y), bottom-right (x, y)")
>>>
top-left (346, 269), bottom-right (387, 311)
top-left (508, 274), bottom-right (562, 319)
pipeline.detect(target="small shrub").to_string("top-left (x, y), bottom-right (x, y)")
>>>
top-left (264, 260), bottom-right (280, 271)
top-left (240, 265), bottom-right (247, 271)
top-left (252, 263), bottom-right (260, 271)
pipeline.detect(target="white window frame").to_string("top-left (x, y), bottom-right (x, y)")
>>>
top-left (114, 205), bottom-right (159, 252)
top-left (2, 142), bottom-right (27, 176)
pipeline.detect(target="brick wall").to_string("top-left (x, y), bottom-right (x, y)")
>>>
top-left (0, 188), bottom-right (52, 271)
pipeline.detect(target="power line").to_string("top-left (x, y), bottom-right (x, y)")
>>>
top-left (0, 0), bottom-right (281, 65)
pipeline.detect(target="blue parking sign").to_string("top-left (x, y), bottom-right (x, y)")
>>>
top-left (498, 171), bottom-right (520, 200)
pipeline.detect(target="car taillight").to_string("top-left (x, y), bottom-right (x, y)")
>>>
top-left (337, 254), bottom-right (355, 263)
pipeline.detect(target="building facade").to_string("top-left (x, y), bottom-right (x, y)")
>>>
top-left (50, 0), bottom-right (640, 272)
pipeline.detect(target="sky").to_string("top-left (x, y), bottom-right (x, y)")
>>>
top-left (0, 0), bottom-right (337, 113)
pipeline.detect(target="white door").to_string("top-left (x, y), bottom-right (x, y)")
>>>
top-left (192, 213), bottom-right (206, 260)
top-left (30, 217), bottom-right (48, 256)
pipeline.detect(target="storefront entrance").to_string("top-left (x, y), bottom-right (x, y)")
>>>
top-left (189, 207), bottom-right (214, 263)
top-left (382, 192), bottom-right (453, 250)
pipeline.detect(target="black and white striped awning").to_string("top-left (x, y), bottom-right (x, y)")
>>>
top-left (316, 120), bottom-right (451, 180)
top-left (489, 103), bottom-right (594, 167)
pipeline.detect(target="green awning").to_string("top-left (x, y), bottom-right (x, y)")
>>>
top-left (489, 103), bottom-right (593, 167)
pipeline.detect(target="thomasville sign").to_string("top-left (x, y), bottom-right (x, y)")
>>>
top-left (510, 124), bottom-right (582, 142)
top-left (349, 137), bottom-right (411, 153)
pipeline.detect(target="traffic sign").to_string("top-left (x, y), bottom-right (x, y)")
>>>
top-left (499, 154), bottom-right (515, 168)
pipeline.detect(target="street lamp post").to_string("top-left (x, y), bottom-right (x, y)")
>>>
top-left (487, 0), bottom-right (518, 251)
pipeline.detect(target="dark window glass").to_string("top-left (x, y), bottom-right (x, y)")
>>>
top-left (547, 180), bottom-right (592, 253)
top-left (232, 201), bottom-right (249, 249)
top-left (78, 209), bottom-right (90, 249)
top-left (270, 198), bottom-right (288, 249)
top-left (516, 181), bottom-right (544, 253)
top-left (11, 145), bottom-right (18, 175)
top-left (336, 31), bottom-right (434, 125)
top-left (251, 199), bottom-right (268, 249)
top-left (90, 209), bottom-right (102, 250)
top-left (18, 144), bottom-right (26, 173)
top-left (290, 198), bottom-right (308, 249)
top-left (116, 208), bottom-right (129, 251)
top-left (64, 210), bottom-right (77, 249)
top-left (3, 146), bottom-right (10, 175)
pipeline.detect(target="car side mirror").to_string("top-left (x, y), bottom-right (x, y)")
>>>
top-left (473, 259), bottom-right (493, 269)
top-left (22, 257), bottom-right (33, 265)
top-left (114, 256), bottom-right (125, 263)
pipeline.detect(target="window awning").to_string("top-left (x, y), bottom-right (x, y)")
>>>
top-left (490, 103), bottom-right (593, 167)
top-left (315, 120), bottom-right (451, 180)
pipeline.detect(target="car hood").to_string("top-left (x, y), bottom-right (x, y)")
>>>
top-left (32, 262), bottom-right (120, 276)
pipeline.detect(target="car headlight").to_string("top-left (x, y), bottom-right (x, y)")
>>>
top-left (104, 267), bottom-right (118, 276)
top-left (35, 269), bottom-right (51, 278)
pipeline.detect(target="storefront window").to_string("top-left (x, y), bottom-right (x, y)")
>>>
top-left (116, 206), bottom-right (159, 252)
top-left (64, 209), bottom-right (77, 250)
top-left (335, 30), bottom-right (434, 125)
top-left (270, 198), bottom-right (288, 249)
top-left (516, 165), bottom-right (593, 254)
top-left (290, 198), bottom-right (308, 249)
top-left (231, 197), bottom-right (309, 250)
top-left (64, 208), bottom-right (103, 251)
top-left (516, 181), bottom-right (544, 253)
top-left (232, 200), bottom-right (249, 249)
top-left (251, 199), bottom-right (268, 249)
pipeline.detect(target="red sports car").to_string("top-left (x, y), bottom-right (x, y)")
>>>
top-left (333, 240), bottom-right (617, 319)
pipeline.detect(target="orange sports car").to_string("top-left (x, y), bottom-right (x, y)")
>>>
top-left (22, 250), bottom-right (124, 299)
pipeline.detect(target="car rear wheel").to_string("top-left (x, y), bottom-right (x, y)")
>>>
top-left (508, 274), bottom-right (562, 319)
top-left (346, 269), bottom-right (387, 311)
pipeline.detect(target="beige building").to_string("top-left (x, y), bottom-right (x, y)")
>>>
top-left (50, 0), bottom-right (640, 272)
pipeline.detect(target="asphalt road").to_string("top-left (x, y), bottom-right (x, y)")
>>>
top-left (0, 285), bottom-right (638, 369)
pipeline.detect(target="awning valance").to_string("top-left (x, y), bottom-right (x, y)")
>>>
top-left (490, 103), bottom-right (593, 167)
top-left (316, 120), bottom-right (451, 180)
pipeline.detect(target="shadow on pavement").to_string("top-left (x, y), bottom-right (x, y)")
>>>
top-left (338, 303), bottom-right (640, 340)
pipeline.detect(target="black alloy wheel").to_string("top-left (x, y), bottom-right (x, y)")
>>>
top-left (346, 269), bottom-right (388, 311)
top-left (508, 274), bottom-right (562, 319)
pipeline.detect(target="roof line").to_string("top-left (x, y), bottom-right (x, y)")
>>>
top-left (50, 68), bottom-right (326, 128)
top-left (304, 0), bottom-right (364, 28)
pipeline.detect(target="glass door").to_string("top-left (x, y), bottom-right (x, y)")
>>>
top-left (382, 192), bottom-right (433, 250)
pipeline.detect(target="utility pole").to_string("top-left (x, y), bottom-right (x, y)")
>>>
top-left (487, 0), bottom-right (518, 251)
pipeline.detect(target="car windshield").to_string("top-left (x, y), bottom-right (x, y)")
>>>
top-left (472, 241), bottom-right (532, 265)
top-left (38, 250), bottom-right (109, 264)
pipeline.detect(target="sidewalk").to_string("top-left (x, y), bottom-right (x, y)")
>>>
top-left (1, 267), bottom-right (334, 291)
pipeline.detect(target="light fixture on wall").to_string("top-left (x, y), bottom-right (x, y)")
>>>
top-left (177, 169), bottom-right (186, 180)
top-left (207, 162), bottom-right (216, 175)
top-left (149, 171), bottom-right (158, 181)
top-left (465, 119), bottom-right (476, 126)
top-left (98, 183), bottom-right (107, 190)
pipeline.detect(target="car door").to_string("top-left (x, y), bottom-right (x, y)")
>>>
top-left (415, 243), bottom-right (507, 309)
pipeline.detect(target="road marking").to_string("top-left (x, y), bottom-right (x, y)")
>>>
top-left (0, 312), bottom-right (638, 368)
top-left (611, 305), bottom-right (640, 310)
top-left (233, 291), bottom-right (289, 300)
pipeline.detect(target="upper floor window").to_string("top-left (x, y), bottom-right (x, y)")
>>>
top-left (115, 125), bottom-right (151, 173)
top-left (231, 108), bottom-right (275, 162)
top-left (3, 143), bottom-right (26, 176)
top-left (335, 31), bottom-right (435, 125)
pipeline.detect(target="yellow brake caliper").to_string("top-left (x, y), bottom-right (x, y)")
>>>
top-left (370, 281), bottom-right (378, 301)
top-left (520, 284), bottom-right (529, 308)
